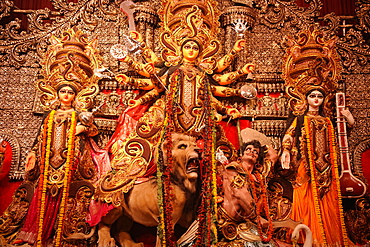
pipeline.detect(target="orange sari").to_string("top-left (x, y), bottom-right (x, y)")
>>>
top-left (290, 114), bottom-right (350, 246)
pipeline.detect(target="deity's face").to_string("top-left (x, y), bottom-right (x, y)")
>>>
top-left (307, 90), bottom-right (324, 110)
top-left (58, 86), bottom-right (76, 105)
top-left (182, 41), bottom-right (200, 62)
top-left (242, 144), bottom-right (260, 169)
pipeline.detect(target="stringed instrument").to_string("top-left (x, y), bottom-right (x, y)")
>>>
top-left (336, 92), bottom-right (367, 198)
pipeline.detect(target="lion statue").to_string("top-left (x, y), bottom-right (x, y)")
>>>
top-left (97, 133), bottom-right (201, 247)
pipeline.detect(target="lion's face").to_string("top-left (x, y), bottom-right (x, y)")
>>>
top-left (165, 133), bottom-right (200, 192)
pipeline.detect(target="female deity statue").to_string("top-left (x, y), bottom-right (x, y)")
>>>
top-left (280, 26), bottom-right (356, 246)
top-left (280, 89), bottom-right (354, 246)
top-left (8, 29), bottom-right (103, 247)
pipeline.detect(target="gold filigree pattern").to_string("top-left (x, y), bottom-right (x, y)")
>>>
top-left (282, 25), bottom-right (341, 116)
top-left (94, 99), bottom-right (166, 206)
top-left (159, 0), bottom-right (221, 70)
top-left (0, 183), bottom-right (34, 242)
top-left (63, 182), bottom-right (95, 241)
top-left (337, 28), bottom-right (370, 72)
top-left (37, 28), bottom-right (103, 111)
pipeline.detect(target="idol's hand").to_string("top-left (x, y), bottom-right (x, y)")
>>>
top-left (227, 108), bottom-right (242, 119)
top-left (75, 125), bottom-right (87, 135)
top-left (25, 151), bottom-right (36, 172)
top-left (240, 63), bottom-right (255, 74)
top-left (341, 108), bottom-right (355, 126)
top-left (144, 63), bottom-right (155, 74)
top-left (280, 150), bottom-right (291, 169)
top-left (233, 39), bottom-right (246, 52)
top-left (214, 112), bottom-right (223, 122)
top-left (128, 99), bottom-right (141, 108)
top-left (129, 30), bottom-right (143, 43)
top-left (115, 74), bottom-right (130, 84)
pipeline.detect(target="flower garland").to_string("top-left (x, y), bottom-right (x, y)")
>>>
top-left (211, 127), bottom-right (218, 243)
top-left (326, 117), bottom-right (349, 246)
top-left (54, 111), bottom-right (77, 247)
top-left (304, 116), bottom-right (349, 246)
top-left (246, 169), bottom-right (274, 242)
top-left (304, 116), bottom-right (348, 246)
top-left (35, 110), bottom-right (77, 246)
top-left (156, 133), bottom-right (166, 246)
top-left (156, 70), bottom-right (179, 247)
top-left (196, 77), bottom-right (217, 246)
top-left (36, 110), bottom-right (55, 246)
top-left (304, 116), bottom-right (327, 244)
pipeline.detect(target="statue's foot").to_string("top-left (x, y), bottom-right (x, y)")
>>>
top-left (98, 224), bottom-right (116, 247)
top-left (98, 237), bottom-right (116, 247)
top-left (117, 232), bottom-right (144, 247)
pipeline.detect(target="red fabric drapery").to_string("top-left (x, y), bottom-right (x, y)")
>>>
top-left (0, 142), bottom-right (22, 215)
top-left (295, 0), bottom-right (356, 16)
top-left (361, 149), bottom-right (370, 186)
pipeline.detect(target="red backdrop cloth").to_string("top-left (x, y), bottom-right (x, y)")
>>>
top-left (0, 142), bottom-right (22, 215)
top-left (218, 119), bottom-right (251, 152)
top-left (361, 148), bottom-right (370, 187)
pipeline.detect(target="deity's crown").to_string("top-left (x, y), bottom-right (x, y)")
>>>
top-left (159, 0), bottom-right (221, 72)
top-left (37, 28), bottom-right (102, 111)
top-left (282, 25), bottom-right (342, 116)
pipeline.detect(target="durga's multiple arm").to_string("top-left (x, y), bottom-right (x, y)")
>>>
top-left (213, 39), bottom-right (255, 86)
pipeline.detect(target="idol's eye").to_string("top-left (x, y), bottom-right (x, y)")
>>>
top-left (178, 144), bottom-right (187, 149)
top-left (184, 45), bottom-right (191, 49)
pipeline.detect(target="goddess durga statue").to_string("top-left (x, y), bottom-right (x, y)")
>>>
top-left (92, 0), bottom-right (257, 246)
top-left (95, 1), bottom-right (255, 204)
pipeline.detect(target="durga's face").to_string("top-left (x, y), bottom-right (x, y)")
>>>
top-left (182, 41), bottom-right (200, 62)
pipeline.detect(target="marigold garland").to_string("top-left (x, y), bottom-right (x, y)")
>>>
top-left (156, 126), bottom-right (166, 246)
top-left (304, 116), bottom-right (327, 244)
top-left (196, 77), bottom-right (217, 246)
top-left (35, 110), bottom-right (78, 246)
top-left (54, 111), bottom-right (77, 247)
top-left (211, 128), bottom-right (218, 244)
top-left (156, 71), bottom-right (179, 247)
top-left (246, 169), bottom-right (274, 242)
top-left (304, 116), bottom-right (349, 246)
top-left (325, 117), bottom-right (349, 246)
top-left (34, 113), bottom-right (52, 245)
top-left (36, 110), bottom-right (55, 246)
top-left (157, 67), bottom-right (218, 246)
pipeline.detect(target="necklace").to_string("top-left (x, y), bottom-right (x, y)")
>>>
top-left (307, 110), bottom-right (319, 116)
top-left (182, 60), bottom-right (196, 67)
top-left (59, 105), bottom-right (73, 111)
